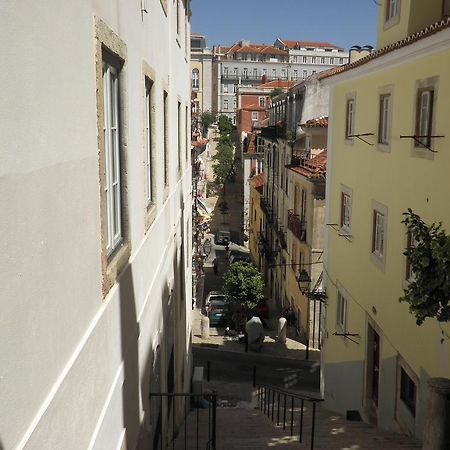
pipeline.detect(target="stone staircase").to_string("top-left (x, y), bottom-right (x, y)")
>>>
top-left (173, 402), bottom-right (422, 450)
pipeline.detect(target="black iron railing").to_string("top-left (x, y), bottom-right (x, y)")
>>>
top-left (149, 392), bottom-right (217, 450)
top-left (257, 384), bottom-right (323, 450)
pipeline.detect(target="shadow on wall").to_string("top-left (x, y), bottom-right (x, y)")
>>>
top-left (119, 265), bottom-right (141, 449)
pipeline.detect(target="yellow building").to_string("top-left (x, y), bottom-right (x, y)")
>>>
top-left (191, 33), bottom-right (213, 114)
top-left (322, 0), bottom-right (450, 439)
top-left (248, 173), bottom-right (264, 267)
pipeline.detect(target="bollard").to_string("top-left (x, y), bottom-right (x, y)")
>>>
top-left (422, 377), bottom-right (450, 450)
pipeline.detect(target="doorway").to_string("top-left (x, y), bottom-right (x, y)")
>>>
top-left (365, 323), bottom-right (380, 423)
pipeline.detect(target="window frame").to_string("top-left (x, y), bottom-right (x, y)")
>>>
top-left (415, 88), bottom-right (434, 148)
top-left (259, 96), bottom-right (266, 108)
top-left (378, 93), bottom-right (391, 145)
top-left (345, 97), bottom-right (355, 141)
top-left (370, 200), bottom-right (388, 268)
top-left (399, 366), bottom-right (417, 416)
top-left (145, 78), bottom-right (155, 208)
top-left (337, 290), bottom-right (347, 330)
top-left (192, 68), bottom-right (199, 89)
top-left (163, 90), bottom-right (169, 187)
top-left (340, 186), bottom-right (352, 234)
top-left (252, 111), bottom-right (258, 121)
top-left (385, 0), bottom-right (400, 25)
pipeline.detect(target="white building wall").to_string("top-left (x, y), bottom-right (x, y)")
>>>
top-left (0, 0), bottom-right (192, 449)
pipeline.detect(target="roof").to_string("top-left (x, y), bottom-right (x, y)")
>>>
top-left (258, 80), bottom-right (296, 89)
top-left (249, 173), bottom-right (264, 193)
top-left (319, 17), bottom-right (450, 80)
top-left (289, 150), bottom-right (327, 179)
top-left (278, 39), bottom-right (343, 51)
top-left (225, 42), bottom-right (288, 57)
top-left (300, 116), bottom-right (328, 128)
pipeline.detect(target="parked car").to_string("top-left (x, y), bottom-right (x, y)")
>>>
top-left (205, 291), bottom-right (230, 327)
top-left (215, 230), bottom-right (231, 245)
top-left (229, 254), bottom-right (251, 265)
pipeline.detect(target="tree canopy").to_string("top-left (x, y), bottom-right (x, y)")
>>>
top-left (222, 262), bottom-right (265, 313)
top-left (217, 115), bottom-right (233, 135)
top-left (401, 209), bottom-right (450, 326)
top-left (200, 110), bottom-right (217, 134)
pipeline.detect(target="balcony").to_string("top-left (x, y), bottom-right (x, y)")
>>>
top-left (288, 210), bottom-right (306, 241)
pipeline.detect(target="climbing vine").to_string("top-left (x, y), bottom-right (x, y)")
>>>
top-left (400, 209), bottom-right (450, 327)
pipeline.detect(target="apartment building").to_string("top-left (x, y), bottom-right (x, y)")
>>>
top-left (213, 39), bottom-right (348, 125)
top-left (0, 1), bottom-right (192, 449)
top-left (191, 33), bottom-right (213, 113)
top-left (321, 0), bottom-right (450, 439)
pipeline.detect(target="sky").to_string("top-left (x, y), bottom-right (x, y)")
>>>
top-left (190, 0), bottom-right (379, 51)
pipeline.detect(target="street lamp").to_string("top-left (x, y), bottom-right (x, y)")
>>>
top-left (296, 269), bottom-right (311, 294)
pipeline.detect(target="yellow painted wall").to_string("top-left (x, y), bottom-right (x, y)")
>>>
top-left (249, 184), bottom-right (263, 266)
top-left (191, 60), bottom-right (204, 110)
top-left (326, 47), bottom-right (450, 380)
top-left (377, 0), bottom-right (443, 49)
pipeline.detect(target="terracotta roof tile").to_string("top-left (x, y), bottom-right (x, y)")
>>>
top-left (225, 43), bottom-right (288, 57)
top-left (279, 39), bottom-right (343, 51)
top-left (289, 150), bottom-right (327, 179)
top-left (300, 116), bottom-right (328, 128)
top-left (319, 17), bottom-right (450, 80)
top-left (258, 80), bottom-right (296, 89)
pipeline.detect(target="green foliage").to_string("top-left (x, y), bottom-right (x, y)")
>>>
top-left (200, 110), bottom-right (217, 133)
top-left (217, 133), bottom-right (232, 147)
top-left (212, 142), bottom-right (234, 187)
top-left (217, 115), bottom-right (233, 135)
top-left (270, 87), bottom-right (283, 98)
top-left (223, 262), bottom-right (265, 313)
top-left (400, 209), bottom-right (450, 325)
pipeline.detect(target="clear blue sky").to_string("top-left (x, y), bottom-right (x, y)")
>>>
top-left (190, 0), bottom-right (379, 50)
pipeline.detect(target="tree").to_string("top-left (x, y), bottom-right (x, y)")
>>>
top-left (223, 262), bottom-right (265, 320)
top-left (212, 142), bottom-right (234, 195)
top-left (270, 87), bottom-right (283, 98)
top-left (200, 110), bottom-right (217, 134)
top-left (217, 114), bottom-right (233, 135)
top-left (401, 209), bottom-right (450, 326)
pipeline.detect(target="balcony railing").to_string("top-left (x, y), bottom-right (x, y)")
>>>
top-left (288, 210), bottom-right (306, 241)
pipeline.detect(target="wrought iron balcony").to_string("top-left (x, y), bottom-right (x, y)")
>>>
top-left (288, 210), bottom-right (306, 242)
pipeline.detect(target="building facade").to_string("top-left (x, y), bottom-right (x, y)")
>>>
top-left (191, 33), bottom-right (213, 113)
top-left (322, 0), bottom-right (450, 439)
top-left (0, 1), bottom-right (192, 449)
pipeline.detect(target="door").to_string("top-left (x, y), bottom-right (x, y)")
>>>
top-left (372, 329), bottom-right (380, 406)
top-left (366, 324), bottom-right (380, 422)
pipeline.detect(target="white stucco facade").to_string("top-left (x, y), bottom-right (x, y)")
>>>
top-left (0, 1), bottom-right (192, 449)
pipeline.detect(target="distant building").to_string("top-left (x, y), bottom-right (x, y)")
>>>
top-left (213, 39), bottom-right (348, 124)
top-left (191, 33), bottom-right (213, 113)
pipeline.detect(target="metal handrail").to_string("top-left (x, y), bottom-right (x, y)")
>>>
top-left (149, 391), bottom-right (217, 450)
top-left (256, 383), bottom-right (323, 450)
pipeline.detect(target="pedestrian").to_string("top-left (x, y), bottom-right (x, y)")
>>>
top-left (213, 257), bottom-right (218, 275)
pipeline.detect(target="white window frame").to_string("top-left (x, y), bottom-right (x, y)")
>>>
top-left (372, 210), bottom-right (385, 259)
top-left (378, 93), bottom-right (391, 145)
top-left (259, 96), bottom-right (265, 108)
top-left (103, 61), bottom-right (122, 254)
top-left (223, 99), bottom-right (229, 110)
top-left (302, 56), bottom-right (307, 63)
top-left (252, 111), bottom-right (258, 121)
top-left (302, 70), bottom-right (307, 79)
top-left (337, 290), bottom-right (347, 330)
top-left (346, 98), bottom-right (355, 140)
top-left (145, 81), bottom-right (153, 206)
top-left (340, 188), bottom-right (352, 233)
top-left (293, 69), bottom-right (298, 79)
top-left (223, 84), bottom-right (229, 93)
top-left (192, 69), bottom-right (199, 89)
top-left (243, 67), bottom-right (248, 78)
top-left (416, 89), bottom-right (434, 148)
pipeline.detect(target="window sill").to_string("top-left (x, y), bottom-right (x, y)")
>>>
top-left (370, 251), bottom-right (385, 271)
top-left (103, 240), bottom-right (131, 297)
top-left (344, 138), bottom-right (354, 146)
top-left (376, 142), bottom-right (391, 153)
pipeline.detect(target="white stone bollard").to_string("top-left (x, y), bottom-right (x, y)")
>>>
top-left (201, 315), bottom-right (210, 339)
top-left (278, 317), bottom-right (287, 343)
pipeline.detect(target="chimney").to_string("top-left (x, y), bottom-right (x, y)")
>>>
top-left (349, 45), bottom-right (373, 63)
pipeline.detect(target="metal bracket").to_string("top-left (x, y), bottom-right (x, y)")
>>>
top-left (333, 332), bottom-right (360, 344)
top-left (399, 135), bottom-right (444, 153)
top-left (348, 133), bottom-right (375, 146)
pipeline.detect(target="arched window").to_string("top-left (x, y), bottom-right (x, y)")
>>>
top-left (192, 69), bottom-right (199, 89)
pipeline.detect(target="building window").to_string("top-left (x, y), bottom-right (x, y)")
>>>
top-left (339, 57), bottom-right (343, 64)
top-left (177, 101), bottom-right (182, 173)
top-left (330, 57), bottom-right (334, 64)
top-left (223, 84), bottom-right (229, 93)
top-left (252, 111), bottom-right (258, 121)
top-left (259, 97), bottom-right (266, 108)
top-left (233, 99), bottom-right (237, 109)
top-left (400, 367), bottom-right (416, 415)
top-left (163, 91), bottom-right (169, 186)
top-left (192, 68), bottom-right (199, 89)
top-left (232, 115), bottom-right (236, 125)
top-left (372, 210), bottom-right (385, 259)
top-left (415, 88), bottom-right (434, 148)
top-left (386, 0), bottom-right (400, 22)
top-left (293, 69), bottom-right (298, 79)
top-left (145, 79), bottom-right (153, 206)
top-left (233, 67), bottom-right (238, 77)
top-left (224, 99), bottom-right (229, 110)
top-left (103, 59), bottom-right (123, 254)
top-left (405, 231), bottom-right (418, 281)
top-left (223, 67), bottom-right (228, 76)
top-left (312, 70), bottom-right (316, 74)
top-left (346, 98), bottom-right (355, 139)
top-left (378, 94), bottom-right (391, 144)
top-left (253, 68), bottom-right (258, 78)
top-left (233, 84), bottom-right (237, 93)
top-left (262, 68), bottom-right (267, 76)
top-left (337, 291), bottom-right (347, 330)
top-left (243, 68), bottom-right (248, 78)
top-left (340, 191), bottom-right (351, 232)
top-left (176, 0), bottom-right (180, 35)
top-left (185, 105), bottom-right (189, 161)
top-left (321, 57), bottom-right (325, 64)
top-left (281, 68), bottom-right (287, 79)
top-left (302, 70), bottom-right (307, 79)
top-left (311, 56), bottom-right (316, 64)
top-left (302, 56), bottom-right (307, 63)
